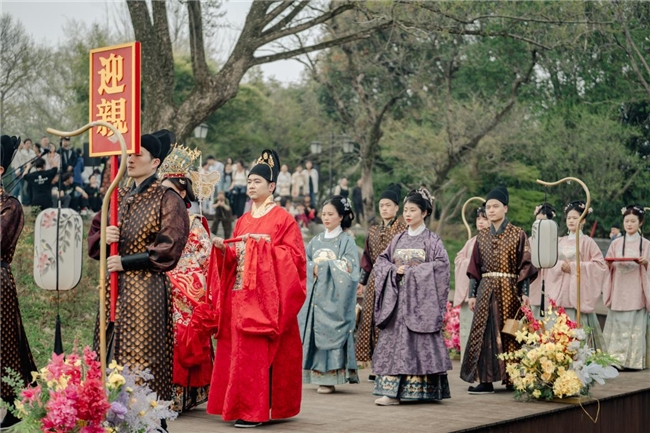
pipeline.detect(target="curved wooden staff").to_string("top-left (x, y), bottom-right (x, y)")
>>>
top-left (536, 177), bottom-right (590, 326)
top-left (46, 122), bottom-right (127, 383)
top-left (461, 196), bottom-right (487, 240)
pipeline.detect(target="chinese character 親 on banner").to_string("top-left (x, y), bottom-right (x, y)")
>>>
top-left (89, 42), bottom-right (141, 156)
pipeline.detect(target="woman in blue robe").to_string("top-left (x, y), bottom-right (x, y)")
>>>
top-left (299, 195), bottom-right (360, 394)
top-left (372, 187), bottom-right (452, 405)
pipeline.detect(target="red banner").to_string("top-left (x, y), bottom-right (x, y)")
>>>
top-left (89, 42), bottom-right (141, 156)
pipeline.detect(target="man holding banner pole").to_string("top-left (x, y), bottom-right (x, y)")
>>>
top-left (88, 130), bottom-right (189, 431)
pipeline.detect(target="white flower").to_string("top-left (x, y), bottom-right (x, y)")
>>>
top-left (570, 328), bottom-right (587, 341)
top-left (567, 340), bottom-right (581, 352)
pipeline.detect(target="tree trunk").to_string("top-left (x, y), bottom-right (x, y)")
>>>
top-left (360, 150), bottom-right (375, 222)
top-left (126, 0), bottom-right (393, 141)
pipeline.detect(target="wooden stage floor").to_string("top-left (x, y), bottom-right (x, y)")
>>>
top-left (167, 360), bottom-right (650, 433)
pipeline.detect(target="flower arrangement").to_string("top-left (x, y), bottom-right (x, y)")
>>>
top-left (498, 301), bottom-right (619, 401)
top-left (442, 302), bottom-right (461, 358)
top-left (1, 346), bottom-right (177, 432)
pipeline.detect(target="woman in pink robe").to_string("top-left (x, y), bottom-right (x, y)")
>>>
top-left (604, 205), bottom-right (650, 369)
top-left (529, 204), bottom-right (557, 319)
top-left (454, 207), bottom-right (489, 354)
top-left (544, 201), bottom-right (608, 350)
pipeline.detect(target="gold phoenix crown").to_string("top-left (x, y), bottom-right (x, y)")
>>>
top-left (159, 144), bottom-right (202, 179)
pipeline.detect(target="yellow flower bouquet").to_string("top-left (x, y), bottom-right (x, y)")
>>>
top-left (498, 301), bottom-right (619, 401)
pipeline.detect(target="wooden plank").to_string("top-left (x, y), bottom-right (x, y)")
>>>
top-left (167, 361), bottom-right (650, 433)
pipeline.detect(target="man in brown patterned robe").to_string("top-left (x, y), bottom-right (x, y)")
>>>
top-left (88, 131), bottom-right (189, 425)
top-left (355, 183), bottom-right (407, 378)
top-left (1, 135), bottom-right (37, 429)
top-left (460, 186), bottom-right (537, 394)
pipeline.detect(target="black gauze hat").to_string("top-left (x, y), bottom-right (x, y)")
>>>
top-left (249, 149), bottom-right (280, 182)
top-left (150, 129), bottom-right (175, 163)
top-left (1, 135), bottom-right (19, 172)
top-left (141, 134), bottom-right (162, 160)
top-left (380, 183), bottom-right (402, 205)
top-left (486, 186), bottom-right (509, 205)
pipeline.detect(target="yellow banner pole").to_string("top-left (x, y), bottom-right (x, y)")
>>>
top-left (46, 122), bottom-right (127, 384)
top-left (461, 197), bottom-right (486, 241)
top-left (535, 177), bottom-right (590, 326)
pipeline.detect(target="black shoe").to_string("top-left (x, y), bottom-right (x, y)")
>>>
top-left (0, 410), bottom-right (21, 429)
top-left (505, 384), bottom-right (515, 392)
top-left (368, 374), bottom-right (377, 382)
top-left (468, 383), bottom-right (494, 395)
top-left (235, 420), bottom-right (263, 428)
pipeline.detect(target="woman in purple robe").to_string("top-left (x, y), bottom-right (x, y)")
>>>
top-left (371, 187), bottom-right (452, 406)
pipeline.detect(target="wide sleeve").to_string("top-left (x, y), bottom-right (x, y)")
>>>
top-left (237, 212), bottom-right (307, 337)
top-left (517, 231), bottom-right (538, 286)
top-left (191, 238), bottom-right (238, 339)
top-left (189, 216), bottom-right (213, 277)
top-left (466, 235), bottom-right (483, 283)
top-left (568, 236), bottom-right (608, 313)
top-left (603, 237), bottom-right (621, 308)
top-left (298, 237), bottom-right (316, 340)
top-left (359, 232), bottom-right (373, 285)
top-left (1, 197), bottom-right (23, 251)
top-left (642, 239), bottom-right (650, 312)
top-left (404, 232), bottom-right (450, 334)
top-left (374, 236), bottom-right (400, 329)
top-left (453, 237), bottom-right (474, 306)
top-left (271, 214), bottom-right (307, 333)
top-left (309, 235), bottom-right (360, 350)
top-left (146, 189), bottom-right (190, 272)
top-left (87, 210), bottom-right (104, 260)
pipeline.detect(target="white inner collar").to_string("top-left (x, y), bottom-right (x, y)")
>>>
top-left (408, 223), bottom-right (426, 237)
top-left (324, 225), bottom-right (343, 239)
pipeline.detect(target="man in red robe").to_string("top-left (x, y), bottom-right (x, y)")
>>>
top-left (208, 149), bottom-right (306, 428)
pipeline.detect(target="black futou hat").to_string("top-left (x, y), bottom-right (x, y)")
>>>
top-left (486, 186), bottom-right (509, 206)
top-left (379, 183), bottom-right (402, 205)
top-left (249, 149), bottom-right (280, 182)
top-left (149, 129), bottom-right (175, 163)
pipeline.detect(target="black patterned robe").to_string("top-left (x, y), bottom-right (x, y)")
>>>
top-left (0, 187), bottom-right (37, 402)
top-left (355, 217), bottom-right (407, 362)
top-left (88, 175), bottom-right (189, 400)
top-left (460, 219), bottom-right (537, 385)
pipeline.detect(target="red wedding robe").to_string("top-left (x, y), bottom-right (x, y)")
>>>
top-left (206, 206), bottom-right (306, 422)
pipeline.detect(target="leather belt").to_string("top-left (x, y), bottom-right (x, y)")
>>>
top-left (482, 272), bottom-right (517, 278)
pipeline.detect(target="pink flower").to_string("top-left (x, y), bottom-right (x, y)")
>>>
top-left (77, 377), bottom-right (110, 425)
top-left (20, 385), bottom-right (41, 405)
top-left (44, 352), bottom-right (66, 381)
top-left (41, 211), bottom-right (56, 229)
top-left (82, 346), bottom-right (102, 380)
top-left (80, 427), bottom-right (107, 433)
top-left (42, 389), bottom-right (78, 432)
top-left (37, 253), bottom-right (49, 272)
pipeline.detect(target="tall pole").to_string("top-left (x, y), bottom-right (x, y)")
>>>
top-left (46, 121), bottom-right (127, 385)
top-left (329, 132), bottom-right (333, 195)
top-left (461, 197), bottom-right (486, 240)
